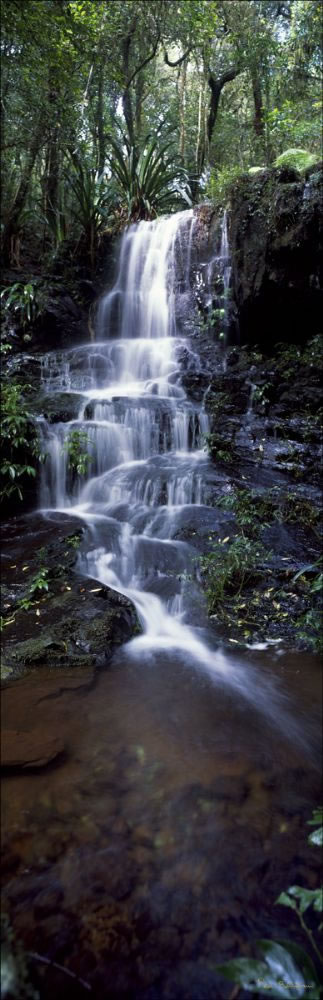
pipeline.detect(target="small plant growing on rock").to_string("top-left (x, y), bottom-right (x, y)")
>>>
top-left (63, 429), bottom-right (92, 477)
top-left (1, 281), bottom-right (44, 329)
top-left (201, 535), bottom-right (266, 613)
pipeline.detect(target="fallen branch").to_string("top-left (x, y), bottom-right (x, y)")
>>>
top-left (28, 952), bottom-right (92, 992)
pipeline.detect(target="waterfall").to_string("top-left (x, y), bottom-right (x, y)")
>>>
top-left (40, 211), bottom-right (218, 660)
top-left (205, 210), bottom-right (232, 356)
top-left (37, 209), bottom-right (313, 737)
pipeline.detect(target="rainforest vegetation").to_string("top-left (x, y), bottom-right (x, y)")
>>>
top-left (1, 4), bottom-right (322, 999)
top-left (1, 0), bottom-right (322, 269)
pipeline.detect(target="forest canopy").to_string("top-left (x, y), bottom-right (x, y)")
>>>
top-left (1, 0), bottom-right (322, 266)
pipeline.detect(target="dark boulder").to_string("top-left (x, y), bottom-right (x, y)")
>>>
top-left (228, 164), bottom-right (322, 347)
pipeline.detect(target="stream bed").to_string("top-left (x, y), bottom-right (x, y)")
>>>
top-left (1, 209), bottom-right (322, 998)
top-left (1, 643), bottom-right (322, 999)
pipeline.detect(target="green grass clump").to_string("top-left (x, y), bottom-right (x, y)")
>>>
top-left (274, 148), bottom-right (318, 171)
top-left (201, 535), bottom-right (266, 614)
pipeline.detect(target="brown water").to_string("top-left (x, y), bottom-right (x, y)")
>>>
top-left (1, 646), bottom-right (321, 999)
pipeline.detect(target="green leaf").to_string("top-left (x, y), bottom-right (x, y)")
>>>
top-left (217, 939), bottom-right (320, 997)
top-left (308, 826), bottom-right (323, 847)
top-left (276, 891), bottom-right (298, 911)
top-left (216, 956), bottom-right (267, 989)
top-left (308, 808), bottom-right (323, 826)
top-left (277, 886), bottom-right (322, 915)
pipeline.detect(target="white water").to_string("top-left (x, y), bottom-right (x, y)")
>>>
top-left (38, 210), bottom-right (313, 740)
top-left (40, 212), bottom-right (214, 653)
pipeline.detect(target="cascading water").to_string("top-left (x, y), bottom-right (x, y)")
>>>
top-left (38, 209), bottom-right (311, 738)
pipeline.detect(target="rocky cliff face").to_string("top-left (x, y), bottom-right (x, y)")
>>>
top-left (191, 163), bottom-right (322, 348)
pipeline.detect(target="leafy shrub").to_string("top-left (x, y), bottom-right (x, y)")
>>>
top-left (67, 153), bottom-right (115, 262)
top-left (63, 429), bottom-right (91, 476)
top-left (217, 489), bottom-right (276, 537)
top-left (274, 148), bottom-right (318, 171)
top-left (109, 135), bottom-right (192, 222)
top-left (206, 164), bottom-right (246, 204)
top-left (201, 536), bottom-right (266, 613)
top-left (0, 282), bottom-right (44, 329)
top-left (217, 808), bottom-right (323, 998)
top-left (1, 384), bottom-right (39, 502)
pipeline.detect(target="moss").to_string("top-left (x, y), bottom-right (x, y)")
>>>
top-left (8, 634), bottom-right (71, 667)
top-left (274, 149), bottom-right (318, 172)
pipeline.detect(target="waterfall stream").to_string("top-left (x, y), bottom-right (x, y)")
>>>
top-left (37, 210), bottom-right (311, 736)
top-left (3, 214), bottom-right (321, 1000)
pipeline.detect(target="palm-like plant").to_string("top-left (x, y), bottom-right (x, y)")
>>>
top-left (109, 136), bottom-right (192, 222)
top-left (68, 153), bottom-right (115, 264)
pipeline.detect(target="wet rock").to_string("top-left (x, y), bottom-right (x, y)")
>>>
top-left (181, 371), bottom-right (209, 401)
top-left (34, 392), bottom-right (86, 423)
top-left (228, 165), bottom-right (322, 346)
top-left (32, 285), bottom-right (89, 350)
top-left (1, 729), bottom-right (65, 770)
top-left (1, 512), bottom-right (140, 678)
top-left (33, 885), bottom-right (64, 919)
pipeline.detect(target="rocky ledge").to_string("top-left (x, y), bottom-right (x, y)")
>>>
top-left (183, 335), bottom-right (322, 652)
top-left (190, 163), bottom-right (322, 348)
top-left (1, 512), bottom-right (140, 683)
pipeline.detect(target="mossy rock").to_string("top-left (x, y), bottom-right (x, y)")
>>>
top-left (1, 513), bottom-right (141, 678)
top-left (274, 148), bottom-right (318, 172)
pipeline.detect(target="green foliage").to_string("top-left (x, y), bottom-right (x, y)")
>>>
top-left (1, 0), bottom-right (321, 264)
top-left (206, 164), bottom-right (246, 205)
top-left (66, 533), bottom-right (82, 550)
top-left (205, 433), bottom-right (234, 463)
top-left (308, 808), bottom-right (323, 848)
top-left (217, 939), bottom-right (320, 997)
top-left (274, 148), bottom-right (318, 171)
top-left (13, 569), bottom-right (50, 617)
top-left (201, 535), bottom-right (266, 613)
top-left (109, 136), bottom-right (192, 222)
top-left (63, 429), bottom-right (92, 476)
top-left (0, 283), bottom-right (44, 328)
top-left (0, 384), bottom-right (39, 502)
top-left (217, 807), bottom-right (323, 997)
top-left (28, 568), bottom-right (49, 596)
top-left (67, 154), bottom-right (115, 259)
top-left (277, 886), bottom-right (322, 917)
top-left (297, 609), bottom-right (323, 654)
top-left (217, 489), bottom-right (276, 537)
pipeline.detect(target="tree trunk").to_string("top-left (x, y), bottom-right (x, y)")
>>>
top-left (122, 19), bottom-right (137, 147)
top-left (135, 71), bottom-right (144, 142)
top-left (196, 68), bottom-right (209, 178)
top-left (2, 123), bottom-right (44, 264)
top-left (178, 58), bottom-right (187, 162)
top-left (45, 137), bottom-right (60, 236)
top-left (207, 66), bottom-right (239, 145)
top-left (251, 69), bottom-right (265, 140)
top-left (97, 58), bottom-right (106, 175)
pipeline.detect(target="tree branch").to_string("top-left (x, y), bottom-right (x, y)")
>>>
top-left (208, 65), bottom-right (239, 92)
top-left (207, 64), bottom-right (241, 145)
top-left (163, 45), bottom-right (192, 67)
top-left (124, 34), bottom-right (161, 92)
